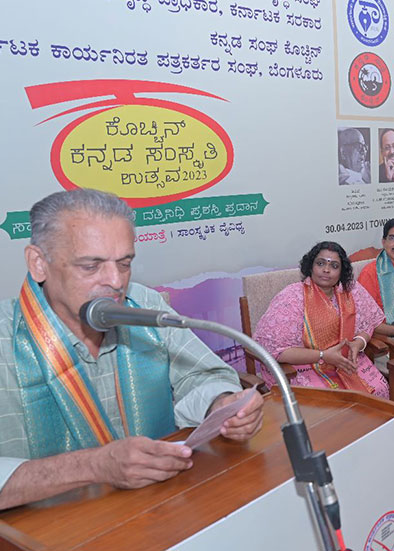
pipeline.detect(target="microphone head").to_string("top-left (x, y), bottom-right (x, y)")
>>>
top-left (80, 298), bottom-right (179, 330)
top-left (79, 297), bottom-right (116, 331)
top-left (79, 301), bottom-right (91, 326)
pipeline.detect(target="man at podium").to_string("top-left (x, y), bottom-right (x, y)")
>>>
top-left (0, 189), bottom-right (263, 510)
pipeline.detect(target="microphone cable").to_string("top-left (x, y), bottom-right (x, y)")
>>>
top-left (336, 528), bottom-right (353, 551)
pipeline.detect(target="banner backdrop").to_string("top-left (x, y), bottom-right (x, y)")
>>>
top-left (1, 0), bottom-right (393, 354)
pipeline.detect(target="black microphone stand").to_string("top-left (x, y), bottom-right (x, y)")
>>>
top-left (161, 314), bottom-right (340, 551)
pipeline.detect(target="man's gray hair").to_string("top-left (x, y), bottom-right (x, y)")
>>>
top-left (30, 188), bottom-right (134, 256)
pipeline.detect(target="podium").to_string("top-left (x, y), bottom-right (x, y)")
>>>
top-left (1, 386), bottom-right (394, 551)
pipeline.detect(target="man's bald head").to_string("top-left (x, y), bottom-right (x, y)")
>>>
top-left (338, 128), bottom-right (367, 172)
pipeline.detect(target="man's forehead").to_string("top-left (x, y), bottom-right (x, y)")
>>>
top-left (61, 209), bottom-right (123, 224)
top-left (382, 130), bottom-right (394, 144)
top-left (386, 227), bottom-right (394, 236)
top-left (341, 129), bottom-right (363, 145)
top-left (60, 210), bottom-right (133, 233)
top-left (55, 211), bottom-right (134, 253)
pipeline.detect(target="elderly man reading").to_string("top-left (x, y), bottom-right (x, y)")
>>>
top-left (0, 189), bottom-right (263, 510)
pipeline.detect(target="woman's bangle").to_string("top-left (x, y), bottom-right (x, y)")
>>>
top-left (352, 335), bottom-right (367, 352)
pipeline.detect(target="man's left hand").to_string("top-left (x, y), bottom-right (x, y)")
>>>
top-left (209, 390), bottom-right (264, 441)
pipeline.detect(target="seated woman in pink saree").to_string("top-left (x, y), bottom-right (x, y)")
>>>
top-left (253, 241), bottom-right (389, 399)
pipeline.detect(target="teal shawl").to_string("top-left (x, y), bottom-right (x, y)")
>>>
top-left (13, 274), bottom-right (175, 459)
top-left (376, 249), bottom-right (394, 324)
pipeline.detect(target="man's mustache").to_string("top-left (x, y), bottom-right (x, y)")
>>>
top-left (88, 288), bottom-right (125, 300)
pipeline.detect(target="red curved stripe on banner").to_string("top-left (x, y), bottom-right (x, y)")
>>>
top-left (36, 99), bottom-right (122, 126)
top-left (25, 80), bottom-right (227, 109)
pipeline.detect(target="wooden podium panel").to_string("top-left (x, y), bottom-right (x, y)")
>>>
top-left (1, 387), bottom-right (394, 551)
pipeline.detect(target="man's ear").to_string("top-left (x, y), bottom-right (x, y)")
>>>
top-left (24, 245), bottom-right (48, 283)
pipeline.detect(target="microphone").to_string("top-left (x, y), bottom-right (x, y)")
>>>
top-left (79, 297), bottom-right (186, 332)
top-left (79, 297), bottom-right (341, 550)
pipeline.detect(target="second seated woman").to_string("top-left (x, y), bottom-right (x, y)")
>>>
top-left (253, 241), bottom-right (389, 398)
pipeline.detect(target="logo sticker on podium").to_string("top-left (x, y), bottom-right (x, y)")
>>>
top-left (364, 511), bottom-right (394, 550)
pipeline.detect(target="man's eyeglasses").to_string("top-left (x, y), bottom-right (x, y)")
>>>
top-left (385, 235), bottom-right (394, 241)
top-left (344, 142), bottom-right (368, 154)
top-left (383, 144), bottom-right (394, 154)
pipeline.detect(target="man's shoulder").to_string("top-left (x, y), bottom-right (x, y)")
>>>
top-left (0, 296), bottom-right (18, 336)
top-left (359, 259), bottom-right (377, 277)
top-left (126, 282), bottom-right (164, 309)
top-left (357, 260), bottom-right (381, 305)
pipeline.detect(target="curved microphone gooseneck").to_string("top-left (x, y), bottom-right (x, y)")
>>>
top-left (80, 297), bottom-right (351, 551)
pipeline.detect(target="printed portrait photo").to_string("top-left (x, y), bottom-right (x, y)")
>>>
top-left (338, 127), bottom-right (371, 186)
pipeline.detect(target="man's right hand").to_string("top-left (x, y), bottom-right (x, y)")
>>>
top-left (385, 157), bottom-right (394, 182)
top-left (0, 437), bottom-right (193, 510)
top-left (92, 436), bottom-right (193, 489)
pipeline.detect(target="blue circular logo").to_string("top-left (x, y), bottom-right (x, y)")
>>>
top-left (347, 0), bottom-right (389, 46)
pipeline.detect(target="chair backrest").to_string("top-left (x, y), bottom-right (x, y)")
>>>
top-left (242, 259), bottom-right (372, 336)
